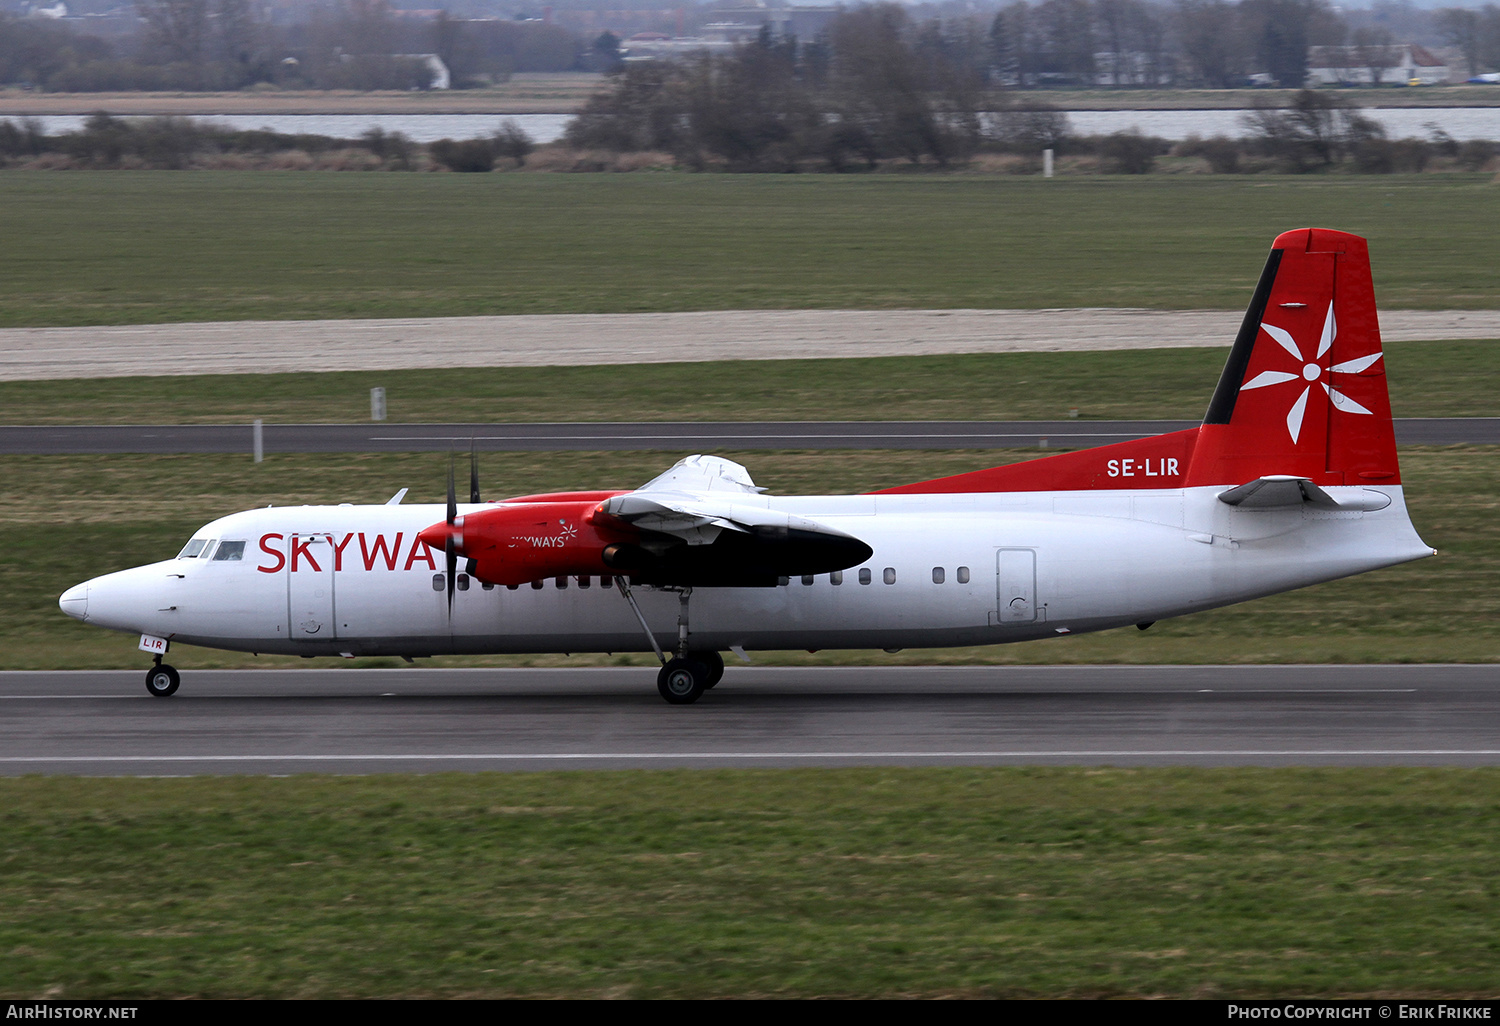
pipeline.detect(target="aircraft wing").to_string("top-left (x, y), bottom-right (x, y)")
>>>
top-left (598, 455), bottom-right (872, 584)
top-left (602, 455), bottom-right (858, 546)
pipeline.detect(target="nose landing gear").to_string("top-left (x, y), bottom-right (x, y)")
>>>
top-left (145, 656), bottom-right (180, 698)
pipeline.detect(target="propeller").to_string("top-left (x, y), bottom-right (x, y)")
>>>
top-left (466, 442), bottom-right (480, 576)
top-left (469, 440), bottom-right (481, 504)
top-left (445, 455), bottom-right (457, 615)
top-left (439, 445), bottom-right (484, 614)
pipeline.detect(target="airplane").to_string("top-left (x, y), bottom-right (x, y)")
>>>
top-left (58, 228), bottom-right (1434, 704)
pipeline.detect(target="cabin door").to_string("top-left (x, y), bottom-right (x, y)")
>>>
top-left (287, 533), bottom-right (337, 640)
top-left (993, 548), bottom-right (1040, 626)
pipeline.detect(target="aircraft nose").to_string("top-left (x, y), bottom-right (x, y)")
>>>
top-left (59, 582), bottom-right (88, 621)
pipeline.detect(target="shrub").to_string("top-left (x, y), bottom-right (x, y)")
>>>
top-left (1176, 135), bottom-right (1242, 174)
top-left (1458, 140), bottom-right (1496, 171)
top-left (429, 138), bottom-right (495, 172)
top-left (493, 120), bottom-right (535, 168)
top-left (1098, 130), bottom-right (1165, 174)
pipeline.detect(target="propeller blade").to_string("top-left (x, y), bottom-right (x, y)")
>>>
top-left (445, 455), bottom-right (458, 616)
top-left (446, 455), bottom-right (457, 526)
top-left (469, 440), bottom-right (481, 505)
top-left (446, 534), bottom-right (456, 616)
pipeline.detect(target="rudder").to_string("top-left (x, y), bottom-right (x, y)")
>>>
top-left (1186, 228), bottom-right (1399, 487)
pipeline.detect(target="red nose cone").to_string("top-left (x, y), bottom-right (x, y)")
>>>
top-left (418, 522), bottom-right (452, 552)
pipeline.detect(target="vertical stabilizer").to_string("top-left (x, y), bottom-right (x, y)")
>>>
top-left (1187, 229), bottom-right (1399, 487)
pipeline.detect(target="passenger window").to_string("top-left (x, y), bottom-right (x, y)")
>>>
top-left (577, 576), bottom-right (591, 589)
top-left (212, 541), bottom-right (246, 561)
top-left (777, 576), bottom-right (789, 586)
top-left (483, 582), bottom-right (495, 591)
top-left (555, 576), bottom-right (568, 589)
top-left (859, 568), bottom-right (871, 585)
top-left (932, 567), bottom-right (944, 584)
top-left (802, 575), bottom-right (814, 586)
top-left (884, 568), bottom-right (896, 585)
top-left (177, 538), bottom-right (208, 559)
top-left (600, 575), bottom-right (612, 588)
top-left (457, 574), bottom-right (470, 591)
top-left (830, 571), bottom-right (843, 586)
top-left (957, 566), bottom-right (971, 584)
top-left (530, 580), bottom-right (544, 590)
top-left (431, 574), bottom-right (444, 592)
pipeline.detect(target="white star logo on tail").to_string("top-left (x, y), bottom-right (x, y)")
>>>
top-left (1240, 302), bottom-right (1384, 443)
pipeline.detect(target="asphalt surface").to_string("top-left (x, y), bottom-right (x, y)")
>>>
top-left (2, 418), bottom-right (1496, 455)
top-left (2, 665), bottom-right (1495, 774)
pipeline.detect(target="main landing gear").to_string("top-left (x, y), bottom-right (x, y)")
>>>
top-left (145, 656), bottom-right (180, 697)
top-left (657, 649), bottom-right (725, 705)
top-left (615, 579), bottom-right (725, 705)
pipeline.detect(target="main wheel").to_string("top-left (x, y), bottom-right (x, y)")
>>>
top-left (145, 663), bottom-right (180, 698)
top-left (691, 650), bottom-right (726, 689)
top-left (657, 658), bottom-right (708, 705)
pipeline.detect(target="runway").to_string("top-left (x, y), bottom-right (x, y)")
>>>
top-left (2, 665), bottom-right (1495, 775)
top-left (2, 418), bottom-right (1496, 454)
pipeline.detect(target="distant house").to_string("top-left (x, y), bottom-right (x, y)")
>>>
top-left (1306, 44), bottom-right (1449, 86)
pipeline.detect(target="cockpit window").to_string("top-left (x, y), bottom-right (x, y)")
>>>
top-left (198, 540), bottom-right (218, 559)
top-left (177, 538), bottom-right (208, 559)
top-left (212, 540), bottom-right (246, 561)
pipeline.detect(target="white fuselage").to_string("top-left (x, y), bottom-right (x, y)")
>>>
top-left (62, 484), bottom-right (1432, 659)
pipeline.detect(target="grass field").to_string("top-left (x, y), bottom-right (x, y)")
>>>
top-left (3, 174), bottom-right (1500, 327)
top-left (4, 768), bottom-right (1499, 998)
top-left (8, 443), bottom-right (1495, 670)
top-left (1, 340), bottom-right (1496, 424)
top-left (3, 340), bottom-right (1494, 671)
top-left (3, 171), bottom-right (1498, 999)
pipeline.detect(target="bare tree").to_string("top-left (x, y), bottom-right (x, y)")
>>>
top-left (1435, 7), bottom-right (1481, 78)
top-left (1353, 25), bottom-right (1398, 86)
top-left (1174, 0), bottom-right (1246, 88)
top-left (1243, 88), bottom-right (1381, 170)
top-left (136, 0), bottom-right (208, 66)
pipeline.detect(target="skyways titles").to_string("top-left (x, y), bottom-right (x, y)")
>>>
top-left (256, 532), bottom-right (438, 575)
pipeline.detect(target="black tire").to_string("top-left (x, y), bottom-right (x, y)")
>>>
top-left (691, 650), bottom-right (726, 689)
top-left (145, 664), bottom-right (180, 698)
top-left (657, 658), bottom-right (707, 705)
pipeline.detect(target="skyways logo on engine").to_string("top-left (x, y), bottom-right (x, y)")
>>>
top-left (513, 521), bottom-right (578, 549)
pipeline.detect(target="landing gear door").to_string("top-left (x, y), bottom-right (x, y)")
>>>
top-left (287, 533), bottom-right (337, 640)
top-left (993, 547), bottom-right (1040, 626)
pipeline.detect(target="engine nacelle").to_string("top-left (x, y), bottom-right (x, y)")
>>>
top-left (418, 499), bottom-right (636, 587)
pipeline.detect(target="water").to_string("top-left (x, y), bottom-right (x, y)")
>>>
top-left (1066, 107), bottom-right (1500, 141)
top-left (10, 107), bottom-right (1500, 143)
top-left (14, 112), bottom-right (573, 144)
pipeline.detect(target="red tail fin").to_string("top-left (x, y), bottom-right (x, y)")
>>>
top-left (877, 228), bottom-right (1398, 496)
top-left (1187, 228), bottom-right (1399, 486)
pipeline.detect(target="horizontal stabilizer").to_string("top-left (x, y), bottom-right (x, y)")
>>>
top-left (1217, 476), bottom-right (1391, 511)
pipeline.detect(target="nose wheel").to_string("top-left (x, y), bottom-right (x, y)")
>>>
top-left (145, 661), bottom-right (180, 698)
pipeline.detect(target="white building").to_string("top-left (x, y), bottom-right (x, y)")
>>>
top-left (1306, 44), bottom-right (1449, 87)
